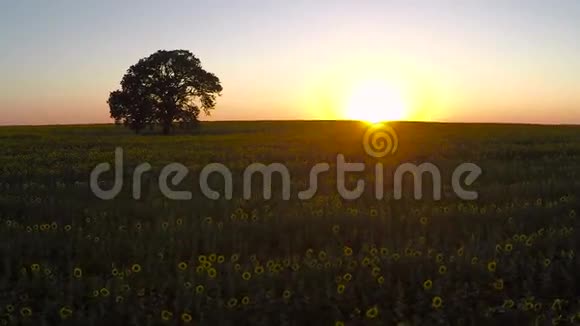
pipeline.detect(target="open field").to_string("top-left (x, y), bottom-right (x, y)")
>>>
top-left (1, 121), bottom-right (580, 325)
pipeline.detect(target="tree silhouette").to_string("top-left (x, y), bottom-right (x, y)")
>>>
top-left (108, 50), bottom-right (222, 134)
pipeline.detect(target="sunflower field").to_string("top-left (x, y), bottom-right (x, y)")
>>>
top-left (0, 121), bottom-right (579, 325)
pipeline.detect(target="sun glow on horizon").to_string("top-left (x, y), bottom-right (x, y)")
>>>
top-left (343, 79), bottom-right (410, 123)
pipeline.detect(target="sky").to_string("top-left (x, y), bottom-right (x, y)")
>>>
top-left (1, 0), bottom-right (579, 125)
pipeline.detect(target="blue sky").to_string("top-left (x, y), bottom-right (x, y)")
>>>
top-left (1, 0), bottom-right (579, 124)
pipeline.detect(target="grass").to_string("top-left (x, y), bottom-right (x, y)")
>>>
top-left (0, 121), bottom-right (579, 325)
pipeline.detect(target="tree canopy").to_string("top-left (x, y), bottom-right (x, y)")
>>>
top-left (108, 50), bottom-right (222, 134)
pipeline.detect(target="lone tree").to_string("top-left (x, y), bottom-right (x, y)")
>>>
top-left (108, 50), bottom-right (222, 134)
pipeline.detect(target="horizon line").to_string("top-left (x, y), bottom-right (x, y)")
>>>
top-left (1, 119), bottom-right (579, 128)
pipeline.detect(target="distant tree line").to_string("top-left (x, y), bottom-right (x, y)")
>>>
top-left (108, 50), bottom-right (222, 134)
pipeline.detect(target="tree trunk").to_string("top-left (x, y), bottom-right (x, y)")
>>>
top-left (162, 122), bottom-right (171, 135)
top-left (162, 103), bottom-right (174, 135)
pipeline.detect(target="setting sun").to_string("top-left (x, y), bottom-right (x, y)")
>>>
top-left (344, 80), bottom-right (409, 123)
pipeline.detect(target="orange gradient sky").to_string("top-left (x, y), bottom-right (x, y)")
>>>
top-left (1, 1), bottom-right (579, 125)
